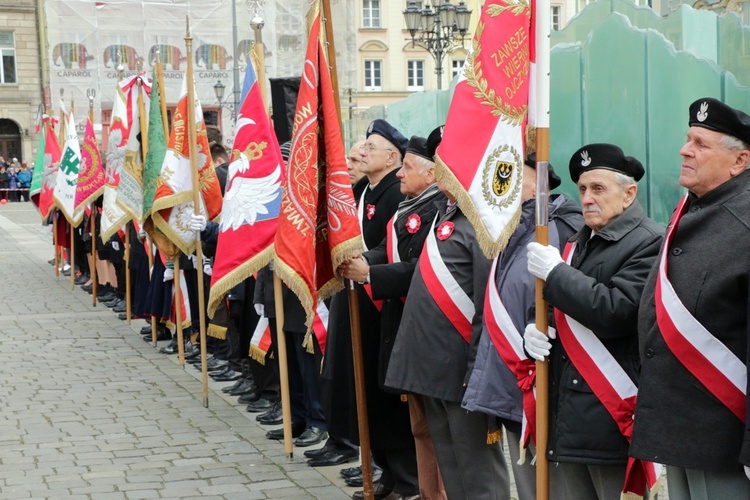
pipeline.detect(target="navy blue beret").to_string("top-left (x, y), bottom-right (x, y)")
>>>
top-left (366, 119), bottom-right (409, 158)
top-left (569, 143), bottom-right (644, 183)
top-left (689, 97), bottom-right (750, 145)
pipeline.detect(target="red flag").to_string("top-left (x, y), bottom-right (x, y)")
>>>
top-left (37, 117), bottom-right (62, 218)
top-left (273, 0), bottom-right (362, 330)
top-left (74, 116), bottom-right (106, 211)
top-left (435, 0), bottom-right (534, 258)
top-left (207, 61), bottom-right (284, 317)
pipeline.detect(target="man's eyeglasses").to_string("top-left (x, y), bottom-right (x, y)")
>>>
top-left (360, 142), bottom-right (393, 154)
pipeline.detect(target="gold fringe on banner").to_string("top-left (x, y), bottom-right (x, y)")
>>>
top-left (207, 324), bottom-right (227, 340)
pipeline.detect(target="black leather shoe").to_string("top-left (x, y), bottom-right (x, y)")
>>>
top-left (185, 347), bottom-right (201, 360)
top-left (237, 390), bottom-right (260, 405)
top-left (104, 298), bottom-right (121, 308)
top-left (212, 369), bottom-right (242, 382)
top-left (265, 423), bottom-right (305, 440)
top-left (195, 357), bottom-right (227, 372)
top-left (245, 397), bottom-right (273, 412)
top-left (294, 427), bottom-right (328, 447)
top-left (99, 292), bottom-right (117, 302)
top-left (307, 450), bottom-right (359, 467)
top-left (344, 465), bottom-right (383, 487)
top-left (351, 482), bottom-right (391, 500)
top-left (113, 302), bottom-right (127, 313)
top-left (140, 325), bottom-right (152, 335)
top-left (159, 339), bottom-right (181, 355)
top-left (222, 378), bottom-right (245, 394)
top-left (81, 284), bottom-right (93, 293)
top-left (340, 466), bottom-right (362, 478)
top-left (228, 379), bottom-right (257, 396)
top-left (143, 330), bottom-right (171, 342)
top-left (304, 446), bottom-right (332, 459)
top-left (74, 275), bottom-right (89, 285)
top-left (117, 312), bottom-right (127, 320)
top-left (257, 402), bottom-right (283, 425)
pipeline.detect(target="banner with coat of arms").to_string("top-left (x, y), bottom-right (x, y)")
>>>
top-left (435, 0), bottom-right (534, 258)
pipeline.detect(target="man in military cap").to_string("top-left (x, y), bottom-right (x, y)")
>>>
top-left (340, 127), bottom-right (447, 500)
top-left (461, 153), bottom-right (583, 500)
top-left (630, 98), bottom-right (750, 499)
top-left (524, 143), bottom-right (663, 499)
top-left (317, 120), bottom-right (407, 493)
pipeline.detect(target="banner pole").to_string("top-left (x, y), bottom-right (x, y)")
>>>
top-left (185, 17), bottom-right (210, 408)
top-left (174, 255), bottom-right (186, 365)
top-left (534, 0), bottom-right (552, 497)
top-left (273, 272), bottom-right (294, 459)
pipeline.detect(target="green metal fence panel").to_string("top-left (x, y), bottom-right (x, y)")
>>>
top-left (718, 14), bottom-right (750, 88)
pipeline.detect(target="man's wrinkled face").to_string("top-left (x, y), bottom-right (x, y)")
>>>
top-left (347, 141), bottom-right (365, 185)
top-left (397, 153), bottom-right (434, 197)
top-left (358, 134), bottom-right (396, 177)
top-left (577, 169), bottom-right (636, 232)
top-left (679, 126), bottom-right (749, 197)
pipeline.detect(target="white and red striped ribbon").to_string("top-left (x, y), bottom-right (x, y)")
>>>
top-left (655, 195), bottom-right (746, 422)
top-left (554, 242), bottom-right (660, 499)
top-left (418, 218), bottom-right (474, 343)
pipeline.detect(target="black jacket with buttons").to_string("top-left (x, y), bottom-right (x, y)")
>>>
top-left (631, 171), bottom-right (750, 472)
top-left (543, 199), bottom-right (663, 465)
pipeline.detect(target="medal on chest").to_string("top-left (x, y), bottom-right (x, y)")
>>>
top-left (366, 204), bottom-right (376, 220)
top-left (437, 221), bottom-right (454, 240)
top-left (406, 214), bottom-right (421, 234)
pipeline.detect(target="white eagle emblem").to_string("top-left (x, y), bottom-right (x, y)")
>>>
top-left (697, 101), bottom-right (709, 122)
top-left (581, 150), bottom-right (591, 167)
top-left (220, 155), bottom-right (282, 232)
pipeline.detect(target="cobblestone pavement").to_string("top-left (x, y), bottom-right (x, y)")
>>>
top-left (0, 202), bottom-right (354, 499)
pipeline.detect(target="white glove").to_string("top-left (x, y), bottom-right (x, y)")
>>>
top-left (527, 242), bottom-right (564, 280)
top-left (189, 214), bottom-right (207, 231)
top-left (254, 304), bottom-right (265, 317)
top-left (163, 267), bottom-right (174, 282)
top-left (111, 241), bottom-right (120, 251)
top-left (524, 324), bottom-right (556, 361)
top-left (745, 466), bottom-right (750, 481)
top-left (203, 263), bottom-right (212, 276)
top-left (138, 228), bottom-right (147, 240)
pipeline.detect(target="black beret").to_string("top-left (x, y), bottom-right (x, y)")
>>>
top-left (405, 126), bottom-right (444, 162)
top-left (525, 153), bottom-right (562, 190)
top-left (689, 97), bottom-right (750, 145)
top-left (405, 136), bottom-right (429, 160)
top-left (366, 119), bottom-right (409, 158)
top-left (568, 143), bottom-right (644, 183)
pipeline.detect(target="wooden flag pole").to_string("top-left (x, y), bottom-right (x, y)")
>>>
top-left (273, 273), bottom-right (294, 459)
top-left (89, 96), bottom-right (98, 307)
top-left (174, 255), bottom-right (186, 365)
top-left (251, 18), bottom-right (294, 459)
top-left (535, 0), bottom-right (552, 497)
top-left (185, 17), bottom-right (210, 407)
top-left (320, 0), bottom-right (373, 497)
top-left (69, 99), bottom-right (76, 291)
top-left (54, 212), bottom-right (59, 277)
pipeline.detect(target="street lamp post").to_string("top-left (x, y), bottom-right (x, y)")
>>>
top-left (213, 80), bottom-right (235, 130)
top-left (403, 0), bottom-right (472, 90)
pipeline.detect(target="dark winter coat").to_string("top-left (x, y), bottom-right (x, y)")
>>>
top-left (543, 199), bottom-right (663, 465)
top-left (462, 195), bottom-right (583, 427)
top-left (631, 170), bottom-right (750, 472)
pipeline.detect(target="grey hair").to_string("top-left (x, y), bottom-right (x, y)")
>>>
top-left (413, 155), bottom-right (436, 174)
top-left (720, 135), bottom-right (750, 170)
top-left (612, 171), bottom-right (637, 189)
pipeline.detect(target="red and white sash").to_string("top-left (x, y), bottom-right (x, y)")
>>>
top-left (419, 217), bottom-right (474, 343)
top-left (484, 256), bottom-right (536, 456)
top-left (358, 188), bottom-right (383, 311)
top-left (655, 195), bottom-right (746, 422)
top-left (555, 243), bottom-right (660, 499)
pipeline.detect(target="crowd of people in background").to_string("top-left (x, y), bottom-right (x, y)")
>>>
top-left (0, 156), bottom-right (33, 202)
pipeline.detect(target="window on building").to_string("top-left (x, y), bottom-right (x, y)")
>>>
top-left (0, 31), bottom-right (16, 84)
top-left (451, 60), bottom-right (464, 79)
top-left (407, 60), bottom-right (424, 91)
top-left (363, 0), bottom-right (382, 28)
top-left (551, 6), bottom-right (562, 31)
top-left (364, 60), bottom-right (382, 91)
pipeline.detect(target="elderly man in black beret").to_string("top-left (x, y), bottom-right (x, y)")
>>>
top-left (629, 98), bottom-right (750, 499)
top-left (523, 143), bottom-right (663, 499)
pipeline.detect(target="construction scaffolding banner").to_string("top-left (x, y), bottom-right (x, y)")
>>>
top-left (44, 0), bottom-right (355, 146)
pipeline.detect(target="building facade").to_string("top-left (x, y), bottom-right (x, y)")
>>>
top-left (0, 0), bottom-right (42, 164)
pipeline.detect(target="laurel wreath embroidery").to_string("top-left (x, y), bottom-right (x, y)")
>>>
top-left (486, 0), bottom-right (529, 17)
top-left (465, 15), bottom-right (528, 126)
